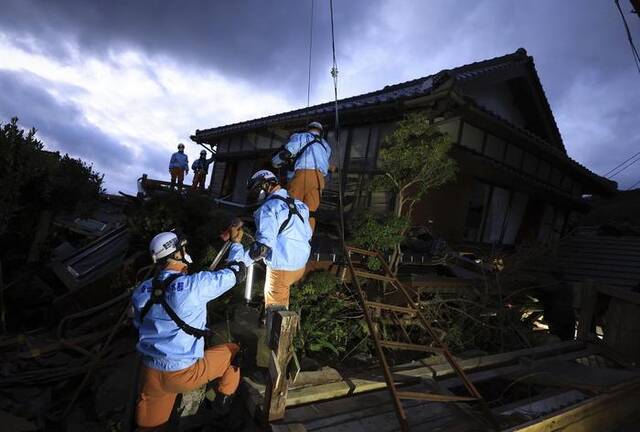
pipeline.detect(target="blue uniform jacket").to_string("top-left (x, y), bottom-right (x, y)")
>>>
top-left (274, 132), bottom-right (331, 180)
top-left (131, 243), bottom-right (245, 371)
top-left (169, 152), bottom-right (189, 171)
top-left (249, 189), bottom-right (312, 271)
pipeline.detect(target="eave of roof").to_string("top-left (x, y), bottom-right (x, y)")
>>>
top-left (453, 92), bottom-right (616, 196)
top-left (193, 48), bottom-right (613, 195)
top-left (191, 49), bottom-right (535, 142)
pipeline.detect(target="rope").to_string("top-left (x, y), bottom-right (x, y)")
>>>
top-left (329, 0), bottom-right (346, 247)
top-left (615, 0), bottom-right (640, 74)
top-left (306, 0), bottom-right (315, 120)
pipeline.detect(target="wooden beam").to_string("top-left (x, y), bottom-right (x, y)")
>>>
top-left (264, 311), bottom-right (299, 422)
top-left (577, 281), bottom-right (597, 341)
top-left (243, 340), bottom-right (585, 409)
top-left (506, 380), bottom-right (640, 432)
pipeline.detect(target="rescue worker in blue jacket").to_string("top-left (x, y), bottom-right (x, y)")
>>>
top-left (271, 121), bottom-right (332, 231)
top-left (131, 229), bottom-right (245, 429)
top-left (243, 170), bottom-right (312, 320)
top-left (169, 143), bottom-right (189, 191)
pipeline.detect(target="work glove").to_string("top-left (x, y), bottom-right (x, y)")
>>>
top-left (229, 225), bottom-right (243, 243)
top-left (220, 218), bottom-right (244, 242)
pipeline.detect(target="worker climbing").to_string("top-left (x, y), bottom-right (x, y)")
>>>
top-left (242, 169), bottom-right (312, 329)
top-left (168, 143), bottom-right (189, 191)
top-left (191, 148), bottom-right (215, 192)
top-left (131, 229), bottom-right (245, 429)
top-left (271, 121), bottom-right (332, 232)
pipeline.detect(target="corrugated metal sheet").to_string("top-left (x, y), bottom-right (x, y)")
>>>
top-left (558, 229), bottom-right (640, 290)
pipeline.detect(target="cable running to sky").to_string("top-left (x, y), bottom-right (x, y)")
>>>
top-left (614, 0), bottom-right (640, 74)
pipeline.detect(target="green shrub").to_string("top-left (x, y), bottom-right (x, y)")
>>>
top-left (350, 213), bottom-right (408, 270)
top-left (290, 271), bottom-right (366, 361)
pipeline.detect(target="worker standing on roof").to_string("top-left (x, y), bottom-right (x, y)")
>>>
top-left (191, 149), bottom-right (215, 192)
top-left (169, 143), bottom-right (189, 191)
top-left (243, 170), bottom-right (312, 326)
top-left (131, 229), bottom-right (245, 429)
top-left (271, 121), bottom-right (332, 231)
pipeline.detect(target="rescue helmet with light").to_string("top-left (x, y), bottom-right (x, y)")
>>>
top-left (247, 170), bottom-right (278, 192)
top-left (307, 121), bottom-right (323, 133)
top-left (149, 232), bottom-right (192, 264)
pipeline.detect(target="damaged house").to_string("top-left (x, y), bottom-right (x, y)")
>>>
top-left (191, 48), bottom-right (615, 247)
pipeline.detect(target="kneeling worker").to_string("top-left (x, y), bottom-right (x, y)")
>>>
top-left (245, 170), bottom-right (312, 315)
top-left (271, 121), bottom-right (331, 231)
top-left (132, 229), bottom-right (245, 429)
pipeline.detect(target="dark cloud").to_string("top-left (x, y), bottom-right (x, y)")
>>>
top-left (0, 1), bottom-right (638, 190)
top-left (0, 69), bottom-right (133, 175)
top-left (0, 0), bottom-right (376, 99)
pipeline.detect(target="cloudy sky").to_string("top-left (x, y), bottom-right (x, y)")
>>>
top-left (1, 0), bottom-right (639, 193)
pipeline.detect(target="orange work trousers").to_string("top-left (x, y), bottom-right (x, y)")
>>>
top-left (136, 343), bottom-right (240, 429)
top-left (191, 172), bottom-right (207, 191)
top-left (264, 266), bottom-right (306, 308)
top-left (287, 169), bottom-right (325, 231)
top-left (169, 168), bottom-right (185, 190)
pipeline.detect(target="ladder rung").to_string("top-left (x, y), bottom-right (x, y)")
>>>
top-left (353, 270), bottom-right (395, 282)
top-left (365, 301), bottom-right (416, 315)
top-left (379, 340), bottom-right (443, 353)
top-left (345, 245), bottom-right (378, 256)
top-left (396, 391), bottom-right (478, 402)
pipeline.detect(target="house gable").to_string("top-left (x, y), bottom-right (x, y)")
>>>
top-left (454, 51), bottom-right (566, 153)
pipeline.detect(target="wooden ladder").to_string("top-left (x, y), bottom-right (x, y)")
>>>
top-left (343, 245), bottom-right (495, 431)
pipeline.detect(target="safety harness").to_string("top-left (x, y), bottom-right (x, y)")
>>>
top-left (265, 195), bottom-right (305, 235)
top-left (291, 135), bottom-right (328, 166)
top-left (139, 262), bottom-right (245, 339)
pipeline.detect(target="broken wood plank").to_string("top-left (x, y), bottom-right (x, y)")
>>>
top-left (506, 380), bottom-right (640, 432)
top-left (264, 311), bottom-right (299, 422)
top-left (576, 281), bottom-right (597, 341)
top-left (277, 341), bottom-right (585, 407)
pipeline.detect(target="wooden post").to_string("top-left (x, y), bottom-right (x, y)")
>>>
top-left (577, 281), bottom-right (597, 341)
top-left (264, 311), bottom-right (299, 422)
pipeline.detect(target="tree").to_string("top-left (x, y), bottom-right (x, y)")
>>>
top-left (371, 112), bottom-right (457, 272)
top-left (0, 117), bottom-right (104, 262)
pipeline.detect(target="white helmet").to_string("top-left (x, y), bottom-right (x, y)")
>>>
top-left (308, 121), bottom-right (323, 133)
top-left (149, 232), bottom-right (192, 264)
top-left (247, 170), bottom-right (278, 192)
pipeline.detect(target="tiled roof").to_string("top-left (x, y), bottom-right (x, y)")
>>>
top-left (192, 48), bottom-right (613, 193)
top-left (558, 228), bottom-right (640, 290)
top-left (192, 49), bottom-right (533, 141)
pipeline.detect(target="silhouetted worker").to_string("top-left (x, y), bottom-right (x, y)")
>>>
top-left (271, 121), bottom-right (332, 231)
top-left (191, 149), bottom-right (214, 192)
top-left (169, 143), bottom-right (189, 191)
